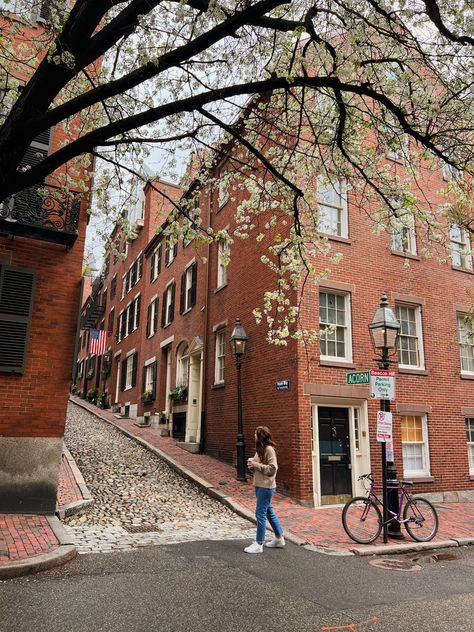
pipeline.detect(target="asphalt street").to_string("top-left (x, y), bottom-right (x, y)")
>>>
top-left (1, 541), bottom-right (473, 632)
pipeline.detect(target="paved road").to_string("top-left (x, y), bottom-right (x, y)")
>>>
top-left (1, 542), bottom-right (473, 632)
top-left (64, 403), bottom-right (255, 552)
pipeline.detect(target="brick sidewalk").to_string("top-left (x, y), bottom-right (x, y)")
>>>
top-left (71, 396), bottom-right (474, 552)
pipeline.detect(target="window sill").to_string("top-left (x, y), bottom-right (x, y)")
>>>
top-left (460, 372), bottom-right (474, 380)
top-left (163, 322), bottom-right (172, 329)
top-left (124, 386), bottom-right (132, 392)
top-left (211, 382), bottom-right (225, 389)
top-left (391, 250), bottom-right (420, 261)
top-left (451, 265), bottom-right (474, 275)
top-left (182, 307), bottom-right (193, 316)
top-left (469, 474), bottom-right (474, 481)
top-left (403, 475), bottom-right (434, 484)
top-left (386, 155), bottom-right (405, 165)
top-left (216, 199), bottom-right (230, 213)
top-left (214, 283), bottom-right (227, 294)
top-left (320, 233), bottom-right (351, 245)
top-left (319, 359), bottom-right (355, 368)
top-left (398, 367), bottom-right (429, 376)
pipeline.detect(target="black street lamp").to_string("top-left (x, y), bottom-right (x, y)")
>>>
top-left (369, 293), bottom-right (403, 541)
top-left (230, 317), bottom-right (248, 482)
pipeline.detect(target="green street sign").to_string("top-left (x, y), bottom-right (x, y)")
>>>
top-left (346, 371), bottom-right (370, 385)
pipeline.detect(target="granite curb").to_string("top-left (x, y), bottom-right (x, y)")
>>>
top-left (351, 539), bottom-right (459, 557)
top-left (56, 446), bottom-right (94, 520)
top-left (0, 516), bottom-right (77, 580)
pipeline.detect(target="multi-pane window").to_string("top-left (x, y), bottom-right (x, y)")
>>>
top-left (125, 354), bottom-right (134, 389)
top-left (317, 178), bottom-right (348, 238)
top-left (215, 329), bottom-right (226, 384)
top-left (466, 419), bottom-right (474, 475)
top-left (401, 415), bottom-right (430, 476)
top-left (146, 297), bottom-right (158, 338)
top-left (319, 291), bottom-right (352, 361)
top-left (450, 225), bottom-right (472, 270)
top-left (353, 408), bottom-right (360, 452)
top-left (143, 361), bottom-right (157, 399)
top-left (457, 314), bottom-right (474, 374)
top-left (392, 217), bottom-right (417, 255)
top-left (110, 274), bottom-right (117, 299)
top-left (396, 305), bottom-right (424, 368)
top-left (180, 262), bottom-right (197, 313)
top-left (217, 167), bottom-right (230, 209)
top-left (165, 240), bottom-right (178, 266)
top-left (118, 310), bottom-right (126, 342)
top-left (150, 243), bottom-right (162, 281)
top-left (217, 240), bottom-right (229, 288)
top-left (121, 274), bottom-right (126, 300)
top-left (162, 282), bottom-right (175, 327)
top-left (177, 344), bottom-right (189, 387)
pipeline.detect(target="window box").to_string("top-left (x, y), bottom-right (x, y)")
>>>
top-left (168, 385), bottom-right (188, 402)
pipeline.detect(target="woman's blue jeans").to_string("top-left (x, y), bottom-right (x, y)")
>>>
top-left (255, 486), bottom-right (283, 544)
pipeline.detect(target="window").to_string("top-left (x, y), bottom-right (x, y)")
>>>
top-left (118, 310), bottom-right (126, 342)
top-left (107, 308), bottom-right (115, 336)
top-left (457, 314), bottom-right (474, 374)
top-left (165, 239), bottom-right (178, 266)
top-left (121, 352), bottom-right (137, 391)
top-left (146, 297), bottom-right (159, 338)
top-left (0, 264), bottom-right (35, 374)
top-left (150, 243), bottom-right (162, 282)
top-left (319, 291), bottom-right (352, 362)
top-left (176, 343), bottom-right (189, 387)
top-left (450, 225), bottom-right (472, 270)
top-left (121, 274), bottom-right (126, 300)
top-left (317, 178), bottom-right (348, 238)
top-left (161, 282), bottom-right (175, 327)
top-left (396, 304), bottom-right (425, 369)
top-left (466, 419), bottom-right (474, 475)
top-left (384, 118), bottom-right (408, 162)
top-left (215, 329), bottom-right (226, 384)
top-left (125, 295), bottom-right (140, 335)
top-left (392, 216), bottom-right (417, 255)
top-left (217, 240), bottom-right (229, 288)
top-left (142, 361), bottom-right (157, 400)
top-left (180, 262), bottom-right (197, 314)
top-left (442, 162), bottom-right (463, 182)
top-left (353, 408), bottom-right (360, 452)
top-left (217, 166), bottom-right (230, 209)
top-left (401, 415), bottom-right (430, 477)
top-left (110, 274), bottom-right (117, 299)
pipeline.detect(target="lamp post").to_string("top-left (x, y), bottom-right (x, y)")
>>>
top-left (230, 317), bottom-right (248, 482)
top-left (369, 293), bottom-right (403, 541)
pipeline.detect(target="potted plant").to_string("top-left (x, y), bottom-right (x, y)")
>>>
top-left (168, 385), bottom-right (188, 402)
top-left (141, 390), bottom-right (154, 404)
top-left (159, 411), bottom-right (168, 424)
top-left (86, 386), bottom-right (99, 404)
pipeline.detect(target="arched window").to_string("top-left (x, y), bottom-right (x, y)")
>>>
top-left (176, 343), bottom-right (189, 387)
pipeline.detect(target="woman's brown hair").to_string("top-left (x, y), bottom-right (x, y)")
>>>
top-left (255, 426), bottom-right (277, 462)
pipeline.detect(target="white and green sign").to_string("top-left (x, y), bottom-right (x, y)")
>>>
top-left (346, 371), bottom-right (370, 385)
top-left (370, 369), bottom-right (396, 400)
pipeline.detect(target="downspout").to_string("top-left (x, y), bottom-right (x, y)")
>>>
top-left (199, 184), bottom-right (212, 454)
top-left (71, 276), bottom-right (85, 383)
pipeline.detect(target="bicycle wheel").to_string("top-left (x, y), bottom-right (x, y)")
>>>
top-left (342, 496), bottom-right (382, 544)
top-left (403, 497), bottom-right (439, 542)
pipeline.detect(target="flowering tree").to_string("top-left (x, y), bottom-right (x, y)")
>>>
top-left (1, 0), bottom-right (473, 339)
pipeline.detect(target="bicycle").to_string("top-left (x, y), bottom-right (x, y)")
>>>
top-left (342, 473), bottom-right (439, 544)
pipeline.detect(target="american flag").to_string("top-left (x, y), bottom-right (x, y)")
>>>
top-left (89, 329), bottom-right (107, 355)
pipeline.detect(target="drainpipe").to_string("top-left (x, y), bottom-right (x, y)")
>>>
top-left (71, 276), bottom-right (85, 384)
top-left (199, 184), bottom-right (212, 454)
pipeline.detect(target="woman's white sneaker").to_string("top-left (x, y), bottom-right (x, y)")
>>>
top-left (265, 536), bottom-right (285, 548)
top-left (244, 541), bottom-right (263, 554)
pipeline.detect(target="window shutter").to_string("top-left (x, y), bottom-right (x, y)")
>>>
top-left (0, 265), bottom-right (35, 373)
top-left (151, 361), bottom-right (157, 399)
top-left (157, 244), bottom-right (162, 275)
top-left (146, 303), bottom-right (151, 338)
top-left (38, 1), bottom-right (52, 22)
top-left (135, 296), bottom-right (141, 328)
top-left (179, 272), bottom-right (186, 314)
top-left (173, 242), bottom-right (178, 259)
top-left (165, 242), bottom-right (170, 266)
top-left (120, 359), bottom-right (127, 391)
top-left (120, 312), bottom-right (126, 341)
top-left (108, 309), bottom-right (114, 335)
top-left (138, 255), bottom-right (143, 280)
top-left (19, 128), bottom-right (51, 175)
top-left (127, 303), bottom-right (134, 334)
top-left (169, 281), bottom-right (175, 323)
top-left (153, 298), bottom-right (159, 334)
top-left (150, 253), bottom-right (155, 282)
top-left (131, 352), bottom-right (138, 387)
top-left (161, 292), bottom-right (166, 327)
top-left (190, 262), bottom-right (197, 308)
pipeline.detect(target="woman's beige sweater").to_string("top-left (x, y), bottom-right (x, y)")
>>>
top-left (252, 446), bottom-right (278, 488)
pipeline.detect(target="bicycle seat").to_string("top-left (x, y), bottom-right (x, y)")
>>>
top-left (400, 479), bottom-right (413, 486)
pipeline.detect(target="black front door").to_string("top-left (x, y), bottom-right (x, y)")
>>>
top-left (318, 407), bottom-right (351, 504)
top-left (172, 412), bottom-right (186, 441)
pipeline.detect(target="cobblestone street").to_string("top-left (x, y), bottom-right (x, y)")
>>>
top-left (64, 403), bottom-right (255, 553)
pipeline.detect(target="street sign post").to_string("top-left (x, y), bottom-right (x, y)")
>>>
top-left (346, 370), bottom-right (370, 385)
top-left (370, 369), bottom-right (396, 400)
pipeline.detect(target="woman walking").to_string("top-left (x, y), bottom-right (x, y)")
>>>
top-left (244, 425), bottom-right (285, 554)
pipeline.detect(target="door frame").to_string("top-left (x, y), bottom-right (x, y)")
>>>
top-left (311, 397), bottom-right (370, 507)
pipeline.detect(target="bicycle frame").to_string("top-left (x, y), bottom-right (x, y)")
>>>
top-left (364, 482), bottom-right (411, 526)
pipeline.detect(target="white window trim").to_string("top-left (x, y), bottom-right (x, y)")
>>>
top-left (164, 281), bottom-right (174, 326)
top-left (396, 304), bottom-right (425, 370)
top-left (214, 329), bottom-right (226, 384)
top-left (144, 364), bottom-right (154, 393)
top-left (148, 297), bottom-right (158, 338)
top-left (319, 291), bottom-right (353, 363)
top-left (121, 274), bottom-right (126, 300)
top-left (391, 220), bottom-right (417, 255)
top-left (466, 418), bottom-right (474, 476)
top-left (450, 225), bottom-right (472, 270)
top-left (176, 343), bottom-right (190, 387)
top-left (132, 294), bottom-right (140, 331)
top-left (151, 246), bottom-right (160, 281)
top-left (217, 239), bottom-right (229, 288)
top-left (457, 313), bottom-right (474, 375)
top-left (217, 166), bottom-right (230, 210)
top-left (184, 264), bottom-right (194, 312)
top-left (125, 354), bottom-right (134, 391)
top-left (401, 414), bottom-right (431, 478)
top-left (317, 178), bottom-right (348, 238)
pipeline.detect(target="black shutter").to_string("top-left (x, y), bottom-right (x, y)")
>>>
top-left (151, 361), bottom-right (157, 399)
top-left (153, 298), bottom-right (159, 334)
top-left (146, 303), bottom-right (151, 338)
top-left (127, 303), bottom-right (134, 334)
top-left (38, 1), bottom-right (52, 21)
top-left (141, 366), bottom-right (146, 395)
top-left (120, 311), bottom-right (126, 340)
top-left (120, 358), bottom-right (127, 391)
top-left (190, 262), bottom-right (197, 308)
top-left (131, 352), bottom-right (138, 387)
top-left (165, 241), bottom-right (170, 266)
top-left (179, 272), bottom-right (186, 314)
top-left (169, 281), bottom-right (175, 323)
top-left (157, 244), bottom-right (162, 275)
top-left (136, 296), bottom-right (141, 328)
top-left (0, 265), bottom-right (36, 373)
top-left (161, 291), bottom-right (166, 327)
top-left (173, 241), bottom-right (178, 259)
top-left (150, 252), bottom-right (155, 282)
top-left (138, 255), bottom-right (143, 280)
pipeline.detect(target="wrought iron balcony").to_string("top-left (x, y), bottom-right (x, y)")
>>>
top-left (0, 183), bottom-right (81, 248)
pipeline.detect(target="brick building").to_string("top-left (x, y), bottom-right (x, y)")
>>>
top-left (0, 5), bottom-right (93, 513)
top-left (77, 136), bottom-right (474, 508)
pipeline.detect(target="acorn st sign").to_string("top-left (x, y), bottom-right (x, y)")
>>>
top-left (346, 371), bottom-right (370, 385)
